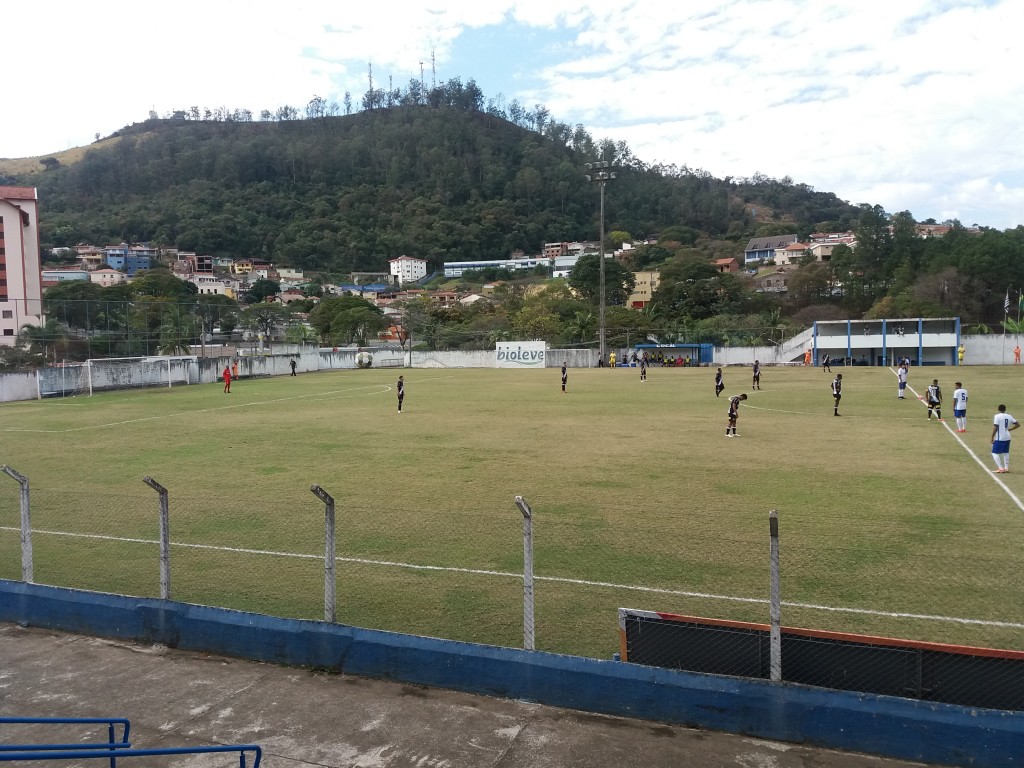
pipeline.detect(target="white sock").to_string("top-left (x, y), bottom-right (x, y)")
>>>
top-left (993, 454), bottom-right (1003, 470)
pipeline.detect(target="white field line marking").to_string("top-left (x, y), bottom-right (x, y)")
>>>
top-left (742, 403), bottom-right (923, 420)
top-left (888, 367), bottom-right (1024, 513)
top-left (5, 526), bottom-right (1021, 630)
top-left (0, 375), bottom-right (454, 434)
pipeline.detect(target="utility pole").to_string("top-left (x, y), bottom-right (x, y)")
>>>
top-left (585, 161), bottom-right (617, 363)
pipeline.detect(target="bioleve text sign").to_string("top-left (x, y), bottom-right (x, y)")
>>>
top-left (496, 341), bottom-right (546, 368)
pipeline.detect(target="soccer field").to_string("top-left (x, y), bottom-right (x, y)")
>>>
top-left (1, 363), bottom-right (1022, 658)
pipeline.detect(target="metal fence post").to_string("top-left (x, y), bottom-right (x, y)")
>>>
top-left (769, 509), bottom-right (781, 682)
top-left (310, 485), bottom-right (336, 623)
top-left (1, 465), bottom-right (33, 583)
top-left (143, 477), bottom-right (171, 600)
top-left (515, 496), bottom-right (535, 651)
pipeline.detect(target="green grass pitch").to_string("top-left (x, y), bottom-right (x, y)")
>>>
top-left (1, 363), bottom-right (1022, 658)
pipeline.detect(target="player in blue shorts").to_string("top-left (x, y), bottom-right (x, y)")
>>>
top-left (897, 363), bottom-right (908, 399)
top-left (991, 404), bottom-right (1019, 473)
top-left (952, 381), bottom-right (968, 432)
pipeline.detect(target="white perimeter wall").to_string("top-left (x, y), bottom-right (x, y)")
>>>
top-left (0, 372), bottom-right (37, 402)
top-left (5, 337), bottom-right (1014, 403)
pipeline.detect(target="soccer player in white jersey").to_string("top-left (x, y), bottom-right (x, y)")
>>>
top-left (897, 364), bottom-right (908, 399)
top-left (952, 382), bottom-right (968, 433)
top-left (991, 404), bottom-right (1020, 473)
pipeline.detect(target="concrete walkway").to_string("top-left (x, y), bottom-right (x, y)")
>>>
top-left (1, 623), bottom-right (936, 767)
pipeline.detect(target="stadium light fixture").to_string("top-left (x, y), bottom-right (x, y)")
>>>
top-left (585, 161), bottom-right (617, 363)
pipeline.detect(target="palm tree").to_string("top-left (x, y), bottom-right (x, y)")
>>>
top-left (566, 311), bottom-right (596, 345)
top-left (285, 322), bottom-right (318, 344)
top-left (17, 319), bottom-right (72, 362)
top-left (1001, 319), bottom-right (1024, 336)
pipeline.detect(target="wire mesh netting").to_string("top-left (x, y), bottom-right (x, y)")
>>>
top-left (3, 480), bottom-right (1023, 681)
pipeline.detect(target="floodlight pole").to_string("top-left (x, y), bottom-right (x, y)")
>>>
top-left (585, 162), bottom-right (617, 363)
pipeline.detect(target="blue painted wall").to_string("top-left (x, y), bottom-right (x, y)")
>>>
top-left (1, 581), bottom-right (1020, 767)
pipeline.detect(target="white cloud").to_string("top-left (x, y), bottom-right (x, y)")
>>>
top-left (2, 0), bottom-right (1022, 229)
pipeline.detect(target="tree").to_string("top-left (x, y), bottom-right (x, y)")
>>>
top-left (194, 294), bottom-right (238, 356)
top-left (43, 281), bottom-right (104, 330)
top-left (786, 263), bottom-right (832, 308)
top-left (565, 311), bottom-right (596, 345)
top-left (285, 322), bottom-right (318, 344)
top-left (568, 254), bottom-right (636, 305)
top-left (131, 271), bottom-right (198, 301)
top-left (650, 257), bottom-right (748, 321)
top-left (308, 295), bottom-right (385, 345)
top-left (243, 278), bottom-right (281, 304)
top-left (607, 230), bottom-right (632, 249)
top-left (239, 304), bottom-right (292, 352)
top-left (17, 319), bottom-right (73, 361)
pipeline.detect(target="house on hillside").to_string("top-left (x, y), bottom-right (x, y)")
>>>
top-left (774, 243), bottom-right (809, 266)
top-left (714, 258), bottom-right (740, 273)
top-left (743, 234), bottom-right (799, 265)
top-left (90, 268), bottom-right (127, 287)
top-left (753, 269), bottom-right (790, 294)
top-left (390, 255), bottom-right (428, 285)
top-left (627, 271), bottom-right (660, 308)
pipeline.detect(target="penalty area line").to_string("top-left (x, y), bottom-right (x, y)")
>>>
top-left (6, 526), bottom-right (1020, 631)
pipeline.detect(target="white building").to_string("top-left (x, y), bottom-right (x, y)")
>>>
top-left (389, 256), bottom-right (428, 285)
top-left (186, 274), bottom-right (239, 298)
top-left (0, 187), bottom-right (43, 344)
top-left (89, 268), bottom-right (128, 288)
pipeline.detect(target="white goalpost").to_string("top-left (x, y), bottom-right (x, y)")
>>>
top-left (77, 357), bottom-right (194, 396)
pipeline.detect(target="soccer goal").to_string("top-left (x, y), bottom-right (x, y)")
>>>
top-left (77, 357), bottom-right (195, 396)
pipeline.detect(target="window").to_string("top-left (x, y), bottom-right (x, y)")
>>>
top-left (1, 310), bottom-right (11, 318)
top-left (3, 329), bottom-right (13, 336)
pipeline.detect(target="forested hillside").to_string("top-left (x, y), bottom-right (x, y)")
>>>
top-left (5, 78), bottom-right (1024, 369)
top-left (6, 93), bottom-right (859, 274)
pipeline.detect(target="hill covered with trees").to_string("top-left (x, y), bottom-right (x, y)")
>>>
top-left (6, 77), bottom-right (860, 274)
top-left (5, 76), bottom-right (1024, 367)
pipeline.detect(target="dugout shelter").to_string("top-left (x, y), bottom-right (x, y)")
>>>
top-left (813, 317), bottom-right (961, 367)
top-left (634, 343), bottom-right (715, 366)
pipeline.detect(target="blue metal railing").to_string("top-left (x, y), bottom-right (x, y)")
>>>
top-left (0, 717), bottom-right (131, 751)
top-left (0, 744), bottom-right (262, 768)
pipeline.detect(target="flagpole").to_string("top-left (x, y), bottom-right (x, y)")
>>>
top-left (1003, 288), bottom-right (1009, 363)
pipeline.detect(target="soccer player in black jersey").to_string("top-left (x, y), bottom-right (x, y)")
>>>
top-left (725, 393), bottom-right (747, 436)
top-left (714, 367), bottom-right (724, 397)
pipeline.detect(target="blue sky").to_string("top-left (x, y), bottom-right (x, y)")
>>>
top-left (3, 0), bottom-right (1022, 230)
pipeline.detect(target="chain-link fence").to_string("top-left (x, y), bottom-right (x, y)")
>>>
top-left (2, 470), bottom-right (1022, 709)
